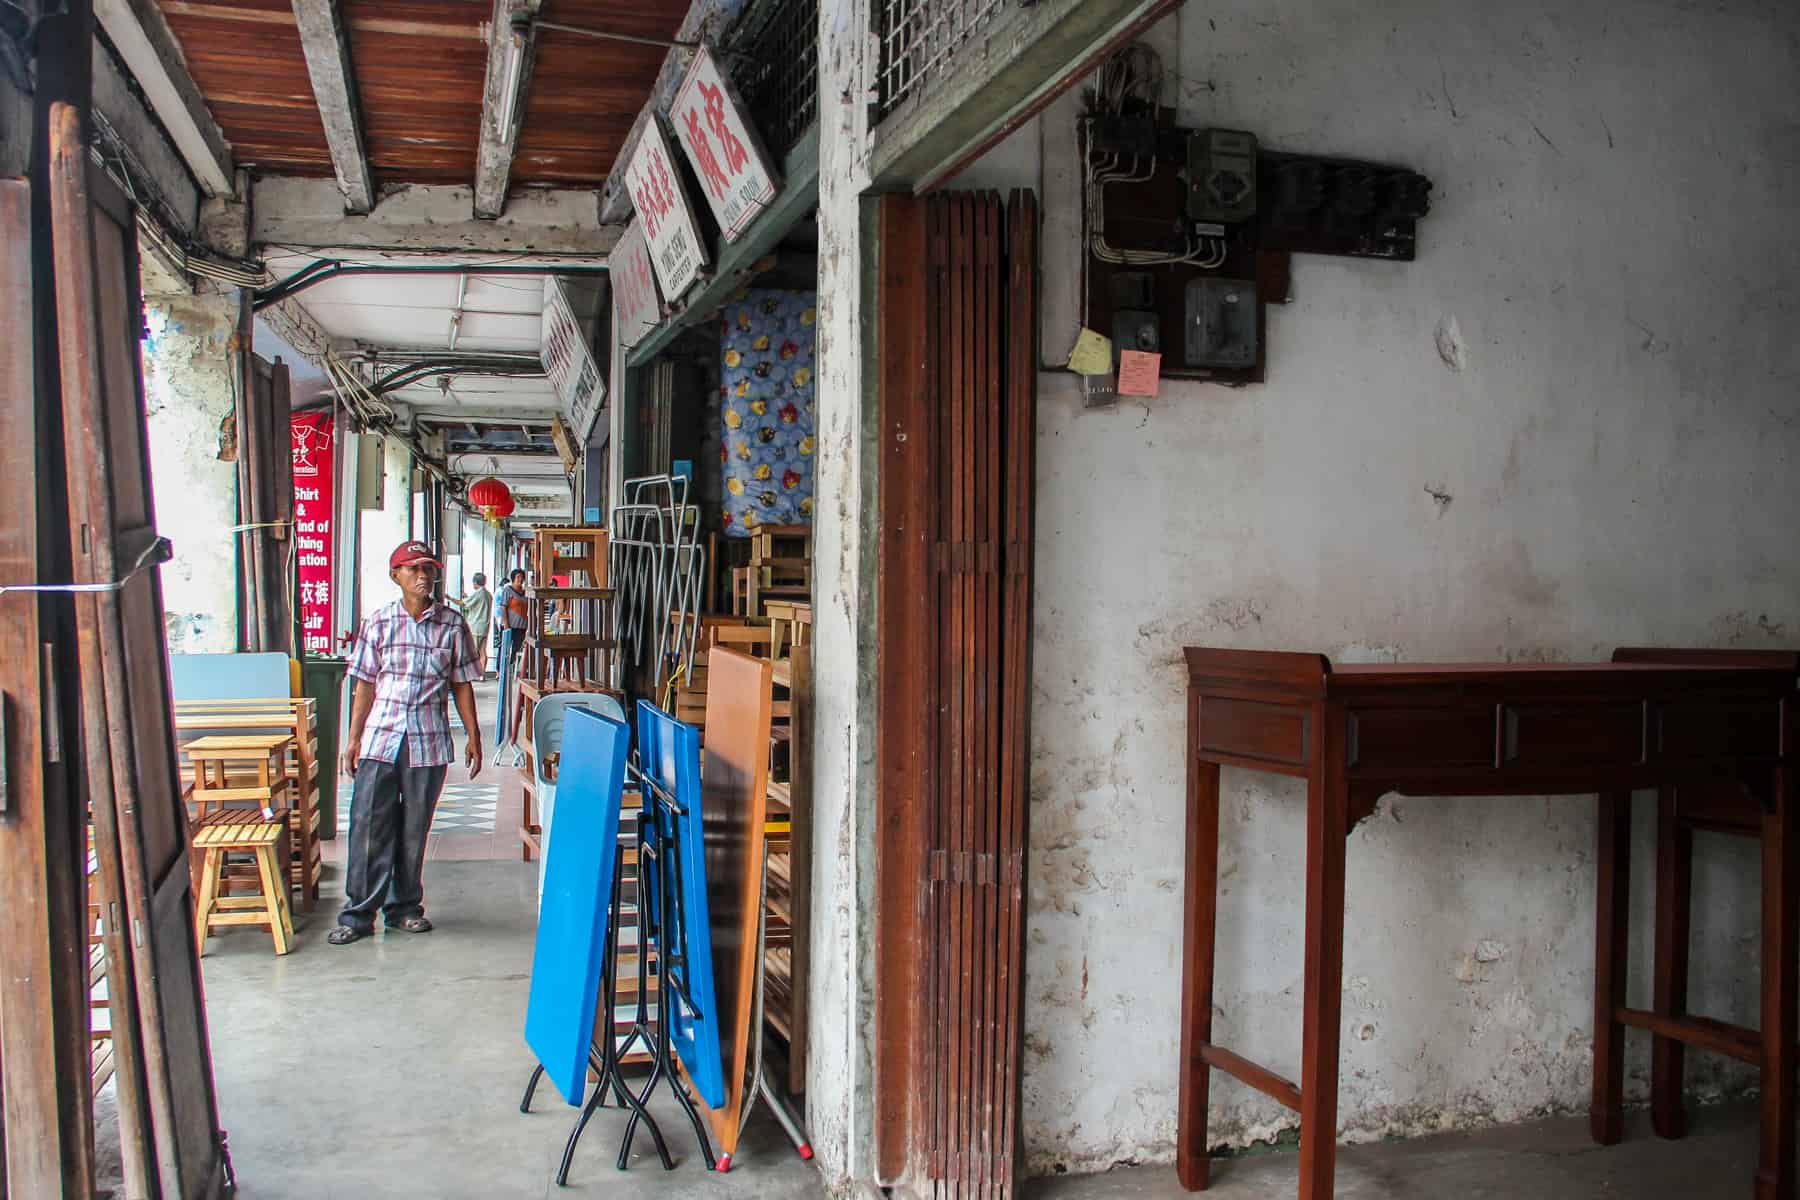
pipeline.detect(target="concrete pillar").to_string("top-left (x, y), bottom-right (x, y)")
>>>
top-left (808, 1), bottom-right (882, 1192)
top-left (140, 280), bottom-right (242, 653)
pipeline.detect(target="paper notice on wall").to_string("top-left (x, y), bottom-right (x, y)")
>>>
top-left (1118, 350), bottom-right (1162, 397)
top-left (1066, 327), bottom-right (1113, 376)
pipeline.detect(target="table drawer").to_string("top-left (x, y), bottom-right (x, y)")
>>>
top-left (1502, 703), bottom-right (1643, 768)
top-left (1651, 700), bottom-right (1782, 762)
top-left (1349, 708), bottom-right (1493, 770)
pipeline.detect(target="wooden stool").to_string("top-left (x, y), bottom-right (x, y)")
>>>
top-left (192, 810), bottom-right (294, 956)
top-left (183, 733), bottom-right (305, 908)
top-left (546, 646), bottom-right (590, 687)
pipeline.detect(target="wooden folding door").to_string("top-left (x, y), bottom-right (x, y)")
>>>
top-left (50, 103), bottom-right (230, 1200)
top-left (877, 189), bottom-right (1038, 1198)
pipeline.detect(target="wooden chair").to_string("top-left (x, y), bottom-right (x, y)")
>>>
top-left (192, 810), bottom-right (294, 956)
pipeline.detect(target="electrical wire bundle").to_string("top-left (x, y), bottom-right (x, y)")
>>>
top-left (1085, 44), bottom-right (1229, 270)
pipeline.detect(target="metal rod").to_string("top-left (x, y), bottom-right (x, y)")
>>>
top-left (537, 19), bottom-right (700, 51)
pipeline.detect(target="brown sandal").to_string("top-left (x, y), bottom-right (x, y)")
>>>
top-left (327, 925), bottom-right (368, 945)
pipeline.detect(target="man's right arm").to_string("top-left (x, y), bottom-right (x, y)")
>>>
top-left (340, 679), bottom-right (375, 776)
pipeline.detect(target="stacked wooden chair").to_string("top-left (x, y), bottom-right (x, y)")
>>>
top-left (175, 697), bottom-right (322, 911)
top-left (745, 524), bottom-right (811, 619)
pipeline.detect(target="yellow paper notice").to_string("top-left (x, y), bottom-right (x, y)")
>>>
top-left (1066, 327), bottom-right (1114, 376)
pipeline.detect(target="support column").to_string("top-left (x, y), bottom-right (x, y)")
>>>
top-left (809, 1), bottom-right (882, 1192)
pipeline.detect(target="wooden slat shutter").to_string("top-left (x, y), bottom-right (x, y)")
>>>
top-left (49, 102), bottom-right (229, 1200)
top-left (876, 189), bottom-right (1039, 1198)
top-left (239, 353), bottom-right (293, 653)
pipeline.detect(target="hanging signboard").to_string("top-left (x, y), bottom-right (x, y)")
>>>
top-left (612, 220), bottom-right (662, 349)
top-left (624, 116), bottom-right (708, 302)
top-left (670, 46), bottom-right (783, 243)
top-left (290, 411), bottom-right (336, 657)
top-left (541, 277), bottom-right (605, 444)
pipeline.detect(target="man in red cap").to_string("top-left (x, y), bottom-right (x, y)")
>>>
top-left (330, 540), bottom-right (483, 944)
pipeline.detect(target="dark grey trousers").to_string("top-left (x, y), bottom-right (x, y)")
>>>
top-left (338, 737), bottom-right (447, 932)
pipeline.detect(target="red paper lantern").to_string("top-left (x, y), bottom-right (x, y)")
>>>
top-left (469, 476), bottom-right (514, 525)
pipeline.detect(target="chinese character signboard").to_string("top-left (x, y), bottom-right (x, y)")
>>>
top-left (291, 412), bottom-right (336, 656)
top-left (541, 277), bottom-right (605, 442)
top-left (613, 220), bottom-right (662, 348)
top-left (670, 46), bottom-right (782, 243)
top-left (624, 116), bottom-right (708, 302)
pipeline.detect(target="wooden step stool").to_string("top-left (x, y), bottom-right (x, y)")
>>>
top-left (192, 810), bottom-right (294, 956)
top-left (182, 732), bottom-right (305, 909)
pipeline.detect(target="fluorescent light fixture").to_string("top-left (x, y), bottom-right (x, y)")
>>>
top-left (496, 18), bottom-right (532, 140)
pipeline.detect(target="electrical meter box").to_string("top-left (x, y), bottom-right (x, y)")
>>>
top-left (1184, 278), bottom-right (1259, 368)
top-left (1187, 129), bottom-right (1258, 225)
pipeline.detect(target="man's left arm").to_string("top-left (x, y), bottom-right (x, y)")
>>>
top-left (449, 619), bottom-right (484, 775)
top-left (452, 681), bottom-right (483, 776)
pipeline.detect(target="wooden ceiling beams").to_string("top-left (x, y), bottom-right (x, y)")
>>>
top-left (473, 0), bottom-right (542, 220)
top-left (289, 0), bottom-right (375, 213)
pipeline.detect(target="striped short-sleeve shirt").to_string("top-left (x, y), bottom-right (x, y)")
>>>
top-left (347, 599), bottom-right (481, 766)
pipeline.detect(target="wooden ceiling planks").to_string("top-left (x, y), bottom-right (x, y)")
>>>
top-left (514, 0), bottom-right (685, 186)
top-left (158, 0), bottom-right (333, 175)
top-left (343, 0), bottom-right (486, 185)
top-left (156, 0), bottom-right (685, 189)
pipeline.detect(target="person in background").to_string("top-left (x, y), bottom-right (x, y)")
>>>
top-left (449, 571), bottom-right (494, 678)
top-left (494, 567), bottom-right (530, 745)
top-left (330, 540), bottom-right (482, 945)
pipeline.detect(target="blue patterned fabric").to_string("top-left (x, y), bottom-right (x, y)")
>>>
top-left (719, 289), bottom-right (817, 536)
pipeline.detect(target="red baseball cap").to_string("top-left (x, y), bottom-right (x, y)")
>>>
top-left (389, 540), bottom-right (441, 570)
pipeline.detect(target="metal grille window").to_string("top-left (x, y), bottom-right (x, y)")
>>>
top-left (876, 0), bottom-right (1007, 120)
top-left (731, 0), bottom-right (820, 157)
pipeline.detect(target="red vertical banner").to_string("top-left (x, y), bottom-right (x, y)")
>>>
top-left (290, 412), bottom-right (335, 656)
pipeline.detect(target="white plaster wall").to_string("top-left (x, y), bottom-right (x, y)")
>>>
top-left (1009, 0), bottom-right (1800, 1176)
top-left (141, 286), bottom-right (241, 653)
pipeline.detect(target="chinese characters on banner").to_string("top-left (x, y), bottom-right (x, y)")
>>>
top-left (612, 221), bottom-right (662, 348)
top-left (669, 47), bottom-right (781, 242)
top-left (290, 412), bottom-right (336, 656)
top-left (540, 278), bottom-right (605, 441)
top-left (624, 116), bottom-right (708, 301)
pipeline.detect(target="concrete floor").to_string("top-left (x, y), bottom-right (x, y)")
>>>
top-left (94, 698), bottom-right (1766, 1199)
top-left (189, 858), bottom-right (821, 1199)
top-left (179, 853), bottom-right (1765, 1200)
top-left (1022, 1105), bottom-right (1764, 1199)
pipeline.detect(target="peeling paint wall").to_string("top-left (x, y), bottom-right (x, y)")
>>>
top-left (141, 283), bottom-right (241, 653)
top-left (945, 0), bottom-right (1800, 1178)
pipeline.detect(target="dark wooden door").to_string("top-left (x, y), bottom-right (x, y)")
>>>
top-left (0, 161), bottom-right (100, 1200)
top-left (48, 102), bottom-right (229, 1200)
top-left (876, 190), bottom-right (1038, 1198)
top-left (240, 352), bottom-right (294, 653)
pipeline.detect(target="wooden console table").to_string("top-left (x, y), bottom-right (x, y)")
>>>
top-left (1180, 647), bottom-right (1797, 1199)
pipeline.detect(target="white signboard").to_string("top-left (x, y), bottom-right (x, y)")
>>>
top-left (669, 46), bottom-right (782, 243)
top-left (612, 220), bottom-right (662, 348)
top-left (541, 277), bottom-right (605, 443)
top-left (624, 116), bottom-right (708, 302)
